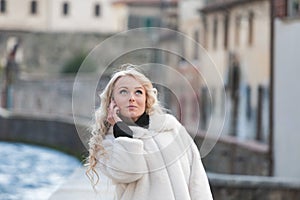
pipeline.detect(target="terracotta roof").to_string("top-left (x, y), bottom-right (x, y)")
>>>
top-left (200, 0), bottom-right (264, 13)
top-left (113, 0), bottom-right (178, 6)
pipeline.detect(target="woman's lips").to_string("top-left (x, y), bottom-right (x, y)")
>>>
top-left (127, 105), bottom-right (137, 109)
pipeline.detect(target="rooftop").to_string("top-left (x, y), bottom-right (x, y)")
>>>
top-left (200, 0), bottom-right (264, 13)
top-left (113, 0), bottom-right (178, 6)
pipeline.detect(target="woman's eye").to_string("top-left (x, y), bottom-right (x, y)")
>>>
top-left (120, 90), bottom-right (128, 95)
top-left (135, 90), bottom-right (143, 95)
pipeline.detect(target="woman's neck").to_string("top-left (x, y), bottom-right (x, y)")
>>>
top-left (120, 112), bottom-right (149, 128)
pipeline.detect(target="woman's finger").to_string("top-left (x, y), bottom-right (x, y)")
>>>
top-left (107, 100), bottom-right (121, 125)
top-left (109, 100), bottom-right (115, 110)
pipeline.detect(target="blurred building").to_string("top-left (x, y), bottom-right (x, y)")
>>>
top-left (116, 0), bottom-right (178, 30)
top-left (0, 0), bottom-right (180, 33)
top-left (178, 0), bottom-right (203, 63)
top-left (0, 0), bottom-right (127, 33)
top-left (273, 0), bottom-right (300, 178)
top-left (177, 0), bottom-right (271, 142)
top-left (199, 0), bottom-right (270, 87)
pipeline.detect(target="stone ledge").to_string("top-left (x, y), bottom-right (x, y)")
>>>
top-left (0, 110), bottom-right (88, 159)
top-left (209, 172), bottom-right (300, 189)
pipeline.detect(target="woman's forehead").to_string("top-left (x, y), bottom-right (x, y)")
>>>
top-left (114, 76), bottom-right (144, 89)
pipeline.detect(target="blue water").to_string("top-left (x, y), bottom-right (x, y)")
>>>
top-left (0, 141), bottom-right (81, 200)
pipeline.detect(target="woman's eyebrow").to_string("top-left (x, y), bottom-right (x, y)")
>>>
top-left (117, 86), bottom-right (143, 89)
top-left (116, 86), bottom-right (144, 90)
top-left (134, 86), bottom-right (144, 89)
top-left (117, 86), bottom-right (128, 89)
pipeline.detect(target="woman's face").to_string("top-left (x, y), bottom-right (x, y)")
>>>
top-left (112, 76), bottom-right (146, 122)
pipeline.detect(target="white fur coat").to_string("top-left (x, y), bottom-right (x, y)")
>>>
top-left (97, 113), bottom-right (213, 200)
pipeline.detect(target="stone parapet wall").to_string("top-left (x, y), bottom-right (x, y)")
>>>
top-left (195, 134), bottom-right (270, 176)
top-left (12, 75), bottom-right (85, 117)
top-left (209, 173), bottom-right (300, 200)
top-left (0, 109), bottom-right (87, 159)
top-left (1, 108), bottom-right (270, 176)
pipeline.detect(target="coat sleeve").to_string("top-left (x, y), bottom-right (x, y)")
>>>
top-left (189, 143), bottom-right (214, 200)
top-left (97, 137), bottom-right (147, 184)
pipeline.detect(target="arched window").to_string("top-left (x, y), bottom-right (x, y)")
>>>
top-left (213, 17), bottom-right (218, 50)
top-left (30, 0), bottom-right (38, 15)
top-left (224, 13), bottom-right (229, 49)
top-left (235, 15), bottom-right (241, 47)
top-left (62, 2), bottom-right (69, 16)
top-left (94, 4), bottom-right (101, 17)
top-left (248, 11), bottom-right (254, 45)
top-left (0, 0), bottom-right (6, 13)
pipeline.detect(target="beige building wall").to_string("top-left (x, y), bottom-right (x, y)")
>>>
top-left (201, 0), bottom-right (270, 105)
top-left (0, 0), bottom-right (127, 33)
top-left (49, 0), bottom-right (127, 33)
top-left (229, 1), bottom-right (270, 90)
top-left (128, 6), bottom-right (161, 16)
top-left (0, 0), bottom-right (49, 31)
top-left (175, 0), bottom-right (271, 139)
top-left (176, 0), bottom-right (206, 127)
top-left (178, 0), bottom-right (203, 62)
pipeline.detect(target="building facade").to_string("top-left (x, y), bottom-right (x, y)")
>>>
top-left (0, 0), bottom-right (127, 33)
top-left (196, 0), bottom-right (271, 141)
top-left (114, 0), bottom-right (178, 29)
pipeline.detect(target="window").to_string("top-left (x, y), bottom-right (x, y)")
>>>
top-left (235, 15), bottom-right (241, 47)
top-left (128, 15), bottom-right (138, 29)
top-left (213, 17), bottom-right (218, 50)
top-left (202, 16), bottom-right (208, 49)
top-left (128, 15), bottom-right (161, 29)
top-left (62, 2), bottom-right (69, 16)
top-left (193, 30), bottom-right (199, 60)
top-left (145, 17), bottom-right (152, 27)
top-left (248, 11), bottom-right (254, 46)
top-left (288, 0), bottom-right (300, 17)
top-left (94, 4), bottom-right (101, 17)
top-left (0, 0), bottom-right (6, 13)
top-left (30, 1), bottom-right (38, 15)
top-left (224, 13), bottom-right (229, 49)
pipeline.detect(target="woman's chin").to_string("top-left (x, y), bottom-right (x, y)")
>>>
top-left (119, 113), bottom-right (135, 122)
top-left (122, 113), bottom-right (140, 122)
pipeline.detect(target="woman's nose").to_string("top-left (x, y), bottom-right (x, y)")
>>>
top-left (129, 93), bottom-right (135, 102)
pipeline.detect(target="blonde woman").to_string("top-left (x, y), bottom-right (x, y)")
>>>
top-left (86, 64), bottom-right (213, 200)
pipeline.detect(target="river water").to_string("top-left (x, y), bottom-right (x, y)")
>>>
top-left (0, 141), bottom-right (81, 200)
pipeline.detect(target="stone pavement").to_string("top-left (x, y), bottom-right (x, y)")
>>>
top-left (48, 167), bottom-right (115, 200)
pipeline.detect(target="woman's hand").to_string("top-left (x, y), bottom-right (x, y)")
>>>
top-left (107, 100), bottom-right (122, 126)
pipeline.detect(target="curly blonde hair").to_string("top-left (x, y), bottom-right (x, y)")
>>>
top-left (86, 64), bottom-right (163, 186)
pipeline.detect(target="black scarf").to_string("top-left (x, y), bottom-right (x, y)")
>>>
top-left (113, 112), bottom-right (149, 138)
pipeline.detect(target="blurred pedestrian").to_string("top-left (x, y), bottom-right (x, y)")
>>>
top-left (86, 64), bottom-right (213, 200)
